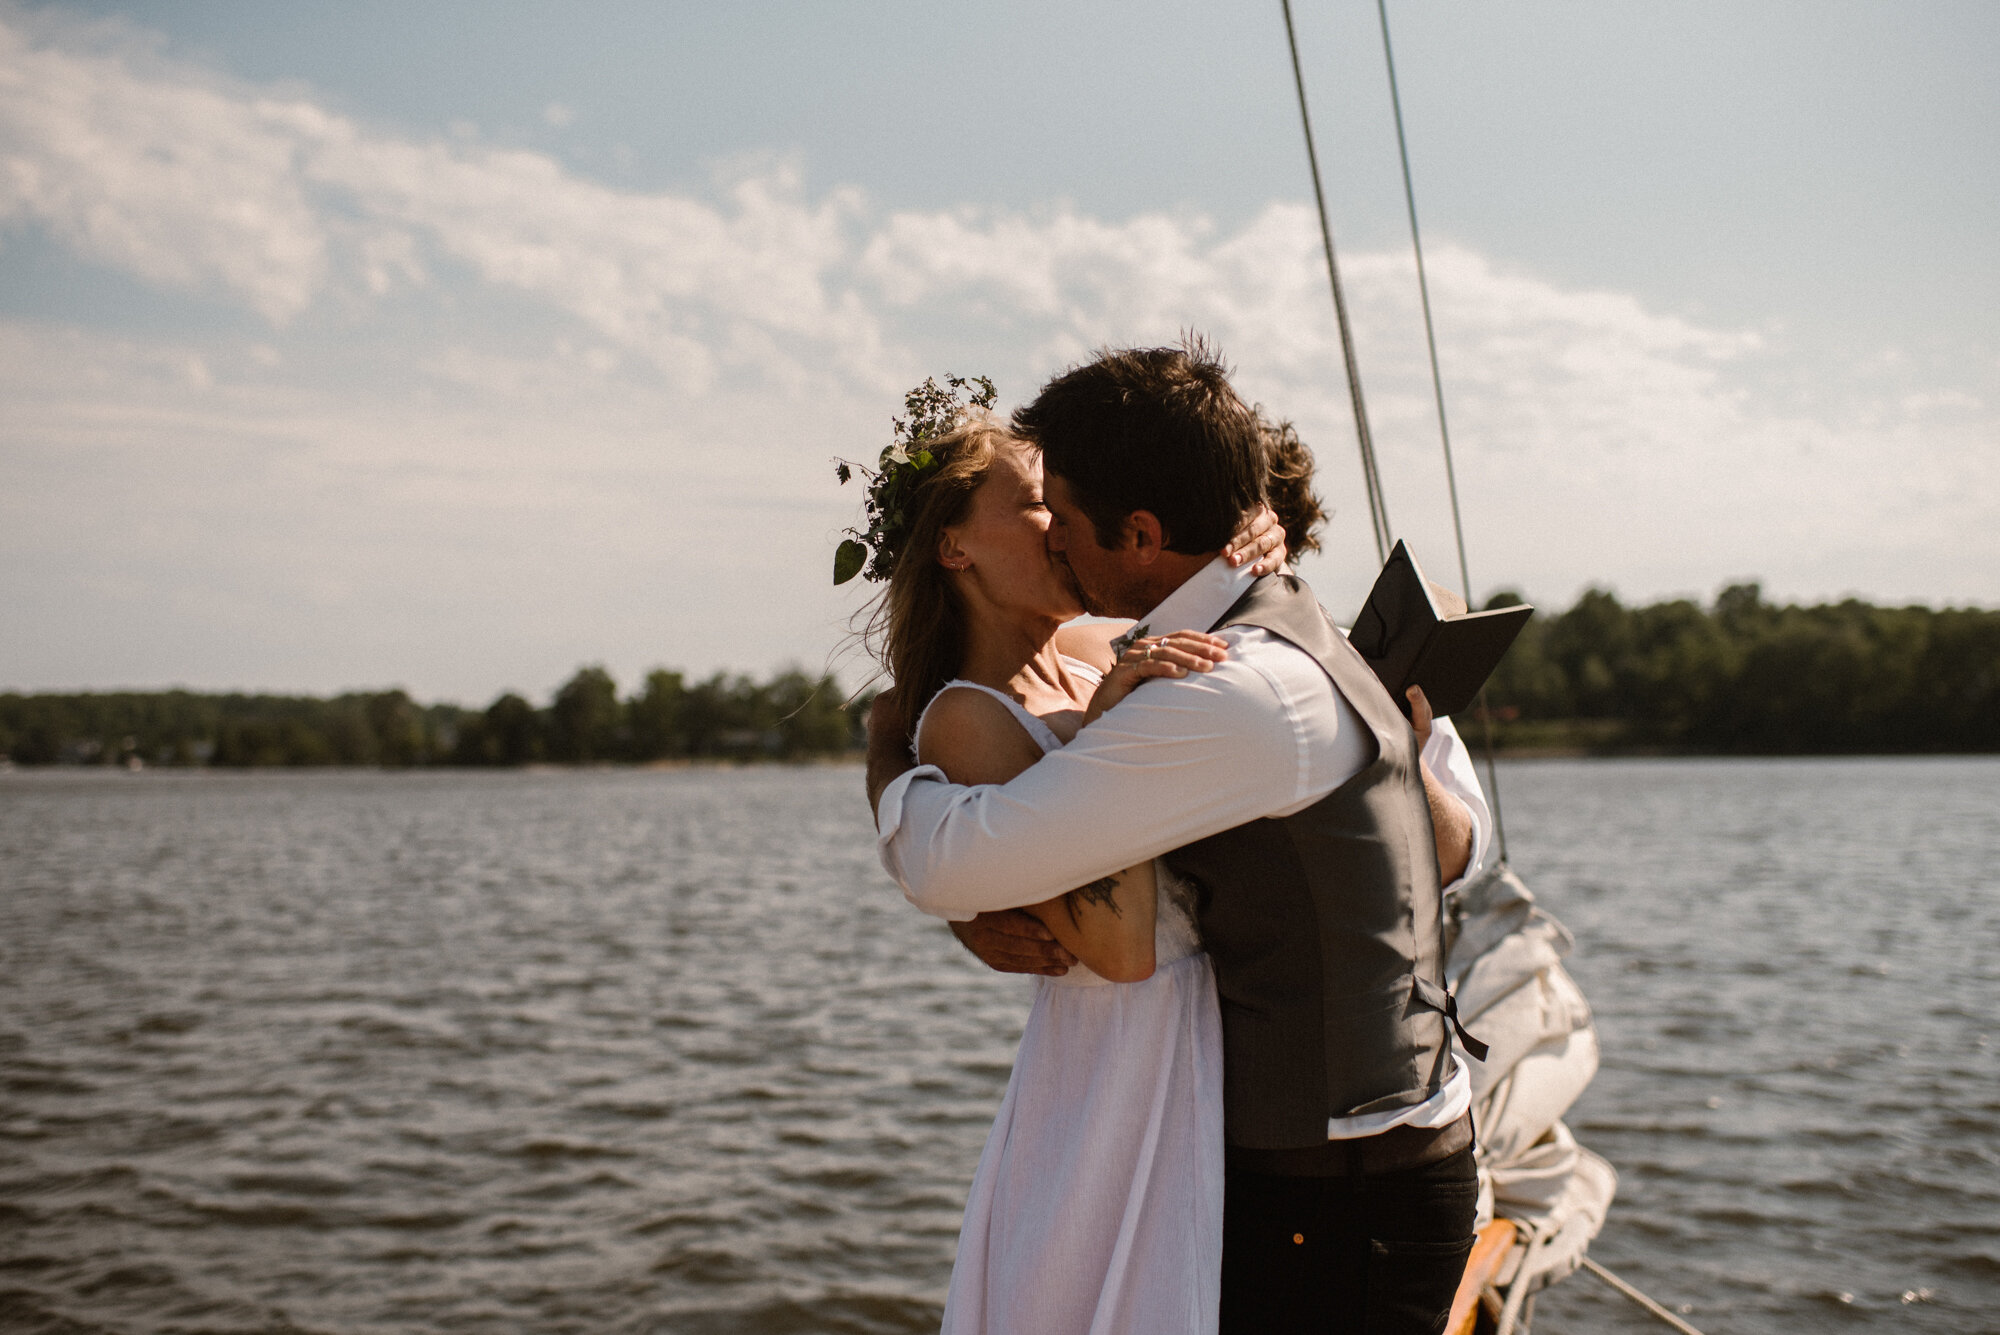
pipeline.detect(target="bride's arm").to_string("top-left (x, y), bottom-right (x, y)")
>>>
top-left (1021, 863), bottom-right (1157, 983)
top-left (917, 690), bottom-right (1157, 982)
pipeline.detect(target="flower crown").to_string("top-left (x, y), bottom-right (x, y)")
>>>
top-left (833, 374), bottom-right (997, 584)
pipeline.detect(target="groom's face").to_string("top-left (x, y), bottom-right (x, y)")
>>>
top-left (1043, 471), bottom-right (1145, 619)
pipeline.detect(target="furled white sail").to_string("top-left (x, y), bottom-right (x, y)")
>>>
top-left (1447, 863), bottom-right (1618, 1319)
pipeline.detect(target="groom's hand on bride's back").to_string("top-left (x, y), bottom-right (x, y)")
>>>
top-left (950, 910), bottom-right (1076, 977)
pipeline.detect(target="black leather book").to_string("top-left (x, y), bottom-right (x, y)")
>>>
top-left (1346, 541), bottom-right (1533, 718)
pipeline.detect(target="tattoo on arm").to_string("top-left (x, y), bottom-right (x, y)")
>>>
top-left (1064, 875), bottom-right (1123, 928)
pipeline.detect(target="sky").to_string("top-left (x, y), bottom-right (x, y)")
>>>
top-left (2, 0), bottom-right (1995, 703)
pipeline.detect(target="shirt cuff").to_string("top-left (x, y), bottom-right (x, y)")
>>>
top-left (875, 763), bottom-right (976, 920)
top-left (1324, 1056), bottom-right (1471, 1139)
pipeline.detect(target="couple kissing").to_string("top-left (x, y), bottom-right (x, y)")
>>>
top-left (845, 339), bottom-right (1491, 1335)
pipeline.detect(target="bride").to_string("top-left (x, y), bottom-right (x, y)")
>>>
top-left (842, 378), bottom-right (1477, 1332)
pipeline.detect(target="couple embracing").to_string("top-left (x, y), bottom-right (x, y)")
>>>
top-left (854, 340), bottom-right (1492, 1334)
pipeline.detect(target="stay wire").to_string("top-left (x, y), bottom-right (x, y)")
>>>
top-left (1299, 22), bottom-right (1711, 1323)
top-left (1580, 1258), bottom-right (1710, 1335)
top-left (1373, 0), bottom-right (1509, 861)
top-left (1378, 19), bottom-right (1707, 1329)
top-left (1282, 0), bottom-right (1392, 566)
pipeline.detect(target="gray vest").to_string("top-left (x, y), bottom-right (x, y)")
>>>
top-left (1163, 574), bottom-right (1463, 1149)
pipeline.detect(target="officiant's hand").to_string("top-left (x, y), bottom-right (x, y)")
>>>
top-left (950, 909), bottom-right (1076, 977)
top-left (1085, 631), bottom-right (1230, 725)
top-left (1406, 685), bottom-right (1473, 881)
top-left (1405, 685), bottom-right (1435, 748)
top-left (1222, 505), bottom-right (1288, 576)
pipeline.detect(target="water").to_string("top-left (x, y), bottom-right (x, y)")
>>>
top-left (0, 760), bottom-right (1994, 1334)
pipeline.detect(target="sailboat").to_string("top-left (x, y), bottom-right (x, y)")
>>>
top-left (1278, 5), bottom-right (1702, 1333)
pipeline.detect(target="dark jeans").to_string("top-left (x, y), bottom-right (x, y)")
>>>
top-left (1219, 1144), bottom-right (1477, 1335)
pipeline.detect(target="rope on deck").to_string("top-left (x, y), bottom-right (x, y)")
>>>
top-left (1580, 1257), bottom-right (1709, 1335)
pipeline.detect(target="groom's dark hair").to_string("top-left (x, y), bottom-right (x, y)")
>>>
top-left (1012, 336), bottom-right (1267, 553)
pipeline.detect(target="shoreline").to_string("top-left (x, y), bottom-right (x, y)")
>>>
top-left (7, 750), bottom-right (2000, 777)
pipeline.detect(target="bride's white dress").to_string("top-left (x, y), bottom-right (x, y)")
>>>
top-left (918, 672), bottom-right (1224, 1335)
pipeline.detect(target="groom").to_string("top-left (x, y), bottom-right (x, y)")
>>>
top-left (869, 341), bottom-right (1487, 1334)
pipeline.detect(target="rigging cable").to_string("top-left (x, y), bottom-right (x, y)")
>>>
top-left (1580, 1258), bottom-right (1711, 1335)
top-left (1288, 9), bottom-right (1714, 1332)
top-left (1373, 0), bottom-right (1509, 861)
top-left (1281, 0), bottom-right (1393, 565)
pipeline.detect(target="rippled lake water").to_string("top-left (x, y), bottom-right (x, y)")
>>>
top-left (1, 760), bottom-right (1995, 1334)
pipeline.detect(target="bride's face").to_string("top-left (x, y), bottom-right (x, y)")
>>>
top-left (942, 442), bottom-right (1084, 621)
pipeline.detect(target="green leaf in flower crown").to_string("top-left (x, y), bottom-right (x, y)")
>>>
top-left (836, 373), bottom-right (996, 584)
top-left (833, 538), bottom-right (868, 585)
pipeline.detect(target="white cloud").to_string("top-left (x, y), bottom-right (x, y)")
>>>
top-left (0, 9), bottom-right (1994, 698)
top-left (853, 197), bottom-right (1997, 615)
top-left (0, 14), bottom-right (888, 388)
top-left (0, 17), bottom-right (327, 321)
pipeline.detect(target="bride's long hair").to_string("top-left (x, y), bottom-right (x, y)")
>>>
top-left (861, 414), bottom-right (1013, 748)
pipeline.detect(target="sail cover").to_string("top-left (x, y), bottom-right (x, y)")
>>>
top-left (1447, 862), bottom-right (1618, 1301)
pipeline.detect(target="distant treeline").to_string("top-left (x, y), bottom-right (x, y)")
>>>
top-left (6, 584), bottom-right (1997, 766)
top-left (1479, 583), bottom-right (2000, 754)
top-left (0, 667), bottom-right (872, 768)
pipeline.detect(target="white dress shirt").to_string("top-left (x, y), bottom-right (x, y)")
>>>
top-left (878, 556), bottom-right (1494, 1138)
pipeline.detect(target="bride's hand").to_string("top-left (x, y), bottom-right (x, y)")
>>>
top-left (1085, 631), bottom-right (1229, 725)
top-left (1222, 505), bottom-right (1289, 576)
